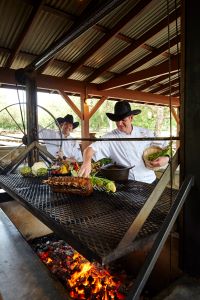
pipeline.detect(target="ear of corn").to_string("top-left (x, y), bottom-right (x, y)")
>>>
top-left (91, 176), bottom-right (116, 193)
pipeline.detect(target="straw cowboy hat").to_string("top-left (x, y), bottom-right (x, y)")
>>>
top-left (106, 101), bottom-right (141, 121)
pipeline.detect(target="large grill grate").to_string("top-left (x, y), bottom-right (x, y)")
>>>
top-left (0, 174), bottom-right (177, 264)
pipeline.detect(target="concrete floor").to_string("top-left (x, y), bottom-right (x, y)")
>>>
top-left (0, 199), bottom-right (52, 240)
top-left (153, 275), bottom-right (200, 300)
top-left (2, 194), bottom-right (200, 300)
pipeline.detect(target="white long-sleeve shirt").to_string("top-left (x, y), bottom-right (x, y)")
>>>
top-left (90, 126), bottom-right (167, 184)
top-left (39, 127), bottom-right (82, 161)
top-left (38, 126), bottom-right (61, 157)
top-left (62, 135), bottom-right (83, 162)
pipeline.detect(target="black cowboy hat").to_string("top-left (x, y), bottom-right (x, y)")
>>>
top-left (106, 101), bottom-right (141, 121)
top-left (56, 117), bottom-right (65, 125)
top-left (64, 114), bottom-right (79, 129)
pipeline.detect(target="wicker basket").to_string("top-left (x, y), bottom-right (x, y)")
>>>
top-left (143, 146), bottom-right (164, 171)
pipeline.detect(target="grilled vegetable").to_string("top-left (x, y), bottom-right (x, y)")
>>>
top-left (91, 176), bottom-right (116, 193)
top-left (148, 143), bottom-right (172, 161)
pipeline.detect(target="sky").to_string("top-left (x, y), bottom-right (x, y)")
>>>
top-left (0, 87), bottom-right (64, 107)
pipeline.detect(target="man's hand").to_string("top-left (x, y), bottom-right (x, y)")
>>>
top-left (78, 162), bottom-right (92, 177)
top-left (146, 156), bottom-right (170, 169)
top-left (78, 146), bottom-right (95, 177)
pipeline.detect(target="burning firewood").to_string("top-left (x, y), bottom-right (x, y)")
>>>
top-left (30, 235), bottom-right (127, 300)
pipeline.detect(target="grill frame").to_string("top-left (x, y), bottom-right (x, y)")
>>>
top-left (0, 174), bottom-right (177, 264)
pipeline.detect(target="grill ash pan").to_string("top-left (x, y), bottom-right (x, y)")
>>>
top-left (100, 163), bottom-right (134, 182)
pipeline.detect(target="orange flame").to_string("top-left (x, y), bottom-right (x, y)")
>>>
top-left (38, 247), bottom-right (125, 300)
top-left (66, 253), bottom-right (124, 299)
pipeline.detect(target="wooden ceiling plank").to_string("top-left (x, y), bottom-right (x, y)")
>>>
top-left (89, 96), bottom-right (107, 118)
top-left (98, 54), bottom-right (180, 90)
top-left (86, 8), bottom-right (180, 83)
top-left (58, 90), bottom-right (82, 119)
top-left (63, 0), bottom-right (153, 78)
top-left (5, 0), bottom-right (44, 68)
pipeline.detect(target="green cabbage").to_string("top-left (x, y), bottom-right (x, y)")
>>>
top-left (36, 167), bottom-right (48, 177)
top-left (19, 166), bottom-right (32, 177)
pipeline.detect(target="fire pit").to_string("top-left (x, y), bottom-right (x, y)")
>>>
top-left (0, 174), bottom-right (178, 265)
top-left (29, 234), bottom-right (132, 300)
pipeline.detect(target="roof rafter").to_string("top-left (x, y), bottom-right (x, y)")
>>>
top-left (120, 35), bottom-right (180, 76)
top-left (149, 78), bottom-right (179, 93)
top-left (98, 54), bottom-right (180, 90)
top-left (135, 74), bottom-right (171, 91)
top-left (63, 0), bottom-right (153, 78)
top-left (86, 8), bottom-right (180, 83)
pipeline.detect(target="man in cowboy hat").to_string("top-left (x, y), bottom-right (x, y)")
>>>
top-left (78, 100), bottom-right (169, 183)
top-left (38, 116), bottom-right (64, 157)
top-left (60, 114), bottom-right (82, 162)
top-left (39, 114), bottom-right (82, 162)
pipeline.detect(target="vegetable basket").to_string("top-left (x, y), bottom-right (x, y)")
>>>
top-left (143, 146), bottom-right (165, 171)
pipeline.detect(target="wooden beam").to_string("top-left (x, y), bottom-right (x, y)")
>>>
top-left (171, 106), bottom-right (180, 124)
top-left (58, 90), bottom-right (82, 119)
top-left (98, 54), bottom-right (180, 90)
top-left (120, 35), bottom-right (180, 76)
top-left (160, 86), bottom-right (180, 96)
top-left (0, 68), bottom-right (180, 106)
top-left (150, 78), bottom-right (179, 93)
top-left (89, 96), bottom-right (107, 118)
top-left (87, 86), bottom-right (180, 106)
top-left (136, 74), bottom-right (170, 91)
top-left (80, 94), bottom-right (90, 149)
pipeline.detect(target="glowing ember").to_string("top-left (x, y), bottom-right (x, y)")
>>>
top-left (31, 235), bottom-right (127, 299)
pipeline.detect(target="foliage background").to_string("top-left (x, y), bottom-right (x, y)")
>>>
top-left (0, 88), bottom-right (177, 137)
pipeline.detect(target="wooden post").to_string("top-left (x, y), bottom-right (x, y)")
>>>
top-left (80, 93), bottom-right (90, 150)
top-left (181, 0), bottom-right (200, 275)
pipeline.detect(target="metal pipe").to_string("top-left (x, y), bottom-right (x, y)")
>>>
top-left (126, 175), bottom-right (194, 300)
top-left (28, 0), bottom-right (126, 70)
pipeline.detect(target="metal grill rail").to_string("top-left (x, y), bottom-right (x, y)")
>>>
top-left (0, 174), bottom-right (177, 264)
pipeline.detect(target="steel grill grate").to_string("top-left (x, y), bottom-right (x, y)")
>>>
top-left (0, 174), bottom-right (177, 264)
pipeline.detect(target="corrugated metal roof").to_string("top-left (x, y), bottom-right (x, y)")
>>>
top-left (0, 0), bottom-right (181, 103)
top-left (121, 0), bottom-right (177, 38)
top-left (22, 10), bottom-right (72, 54)
top-left (85, 38), bottom-right (128, 68)
top-left (0, 0), bottom-right (32, 48)
top-left (111, 47), bottom-right (148, 73)
top-left (56, 29), bottom-right (104, 63)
